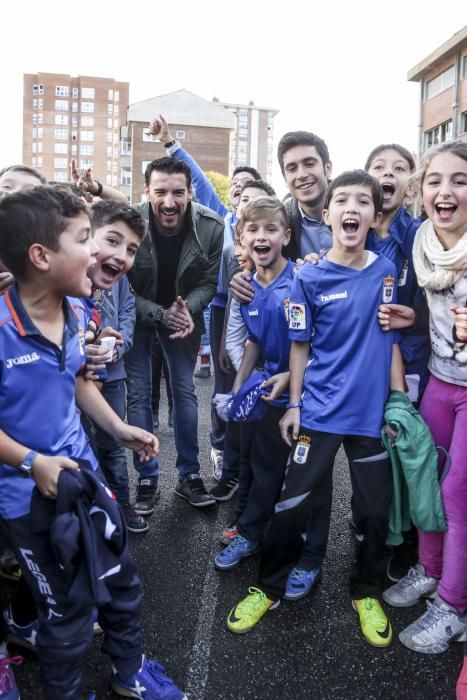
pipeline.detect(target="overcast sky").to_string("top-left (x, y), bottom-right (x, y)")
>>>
top-left (1, 1), bottom-right (466, 195)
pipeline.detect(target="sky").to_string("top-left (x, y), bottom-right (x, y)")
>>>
top-left (1, 0), bottom-right (466, 196)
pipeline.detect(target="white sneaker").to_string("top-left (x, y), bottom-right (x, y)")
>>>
top-left (382, 563), bottom-right (438, 608)
top-left (399, 595), bottom-right (467, 654)
top-left (210, 447), bottom-right (224, 481)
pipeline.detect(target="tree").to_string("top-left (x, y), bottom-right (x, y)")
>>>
top-left (205, 171), bottom-right (230, 208)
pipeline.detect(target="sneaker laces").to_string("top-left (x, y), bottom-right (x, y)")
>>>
top-left (226, 534), bottom-right (249, 552)
top-left (187, 477), bottom-right (207, 495)
top-left (290, 567), bottom-right (307, 580)
top-left (137, 481), bottom-right (156, 497)
top-left (399, 566), bottom-right (430, 590)
top-left (0, 655), bottom-right (22, 693)
top-left (239, 587), bottom-right (269, 615)
top-left (358, 597), bottom-right (386, 625)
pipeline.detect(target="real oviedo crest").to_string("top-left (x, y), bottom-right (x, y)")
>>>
top-left (382, 276), bottom-right (395, 303)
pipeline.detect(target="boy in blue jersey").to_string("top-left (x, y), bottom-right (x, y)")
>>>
top-left (213, 196), bottom-right (294, 571)
top-left (0, 186), bottom-right (186, 700)
top-left (227, 171), bottom-right (405, 647)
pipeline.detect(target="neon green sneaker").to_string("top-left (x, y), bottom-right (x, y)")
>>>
top-left (227, 587), bottom-right (279, 634)
top-left (353, 597), bottom-right (393, 648)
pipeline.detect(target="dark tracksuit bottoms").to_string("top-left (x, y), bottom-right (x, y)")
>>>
top-left (0, 474), bottom-right (142, 700)
top-left (259, 429), bottom-right (391, 600)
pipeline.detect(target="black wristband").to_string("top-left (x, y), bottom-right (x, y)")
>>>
top-left (93, 179), bottom-right (103, 197)
top-left (164, 139), bottom-right (176, 148)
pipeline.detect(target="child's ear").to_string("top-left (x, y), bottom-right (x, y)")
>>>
top-left (28, 243), bottom-right (51, 271)
top-left (284, 227), bottom-right (291, 245)
top-left (373, 211), bottom-right (383, 228)
top-left (188, 185), bottom-right (193, 202)
top-left (322, 208), bottom-right (330, 226)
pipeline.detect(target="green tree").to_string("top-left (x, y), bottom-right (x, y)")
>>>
top-left (205, 171), bottom-right (230, 208)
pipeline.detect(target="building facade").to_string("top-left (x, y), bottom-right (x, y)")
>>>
top-left (214, 98), bottom-right (278, 183)
top-left (120, 89), bottom-right (236, 202)
top-left (23, 73), bottom-right (129, 186)
top-left (408, 26), bottom-right (467, 155)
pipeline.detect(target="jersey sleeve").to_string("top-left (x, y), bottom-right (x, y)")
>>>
top-left (288, 271), bottom-right (313, 342)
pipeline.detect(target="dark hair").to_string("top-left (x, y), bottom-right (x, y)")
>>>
top-left (324, 170), bottom-right (383, 212)
top-left (91, 201), bottom-right (145, 240)
top-left (0, 185), bottom-right (88, 277)
top-left (144, 157), bottom-right (192, 188)
top-left (277, 131), bottom-right (331, 175)
top-left (0, 164), bottom-right (46, 185)
top-left (240, 179), bottom-right (276, 196)
top-left (364, 144), bottom-right (416, 172)
top-left (232, 166), bottom-right (261, 181)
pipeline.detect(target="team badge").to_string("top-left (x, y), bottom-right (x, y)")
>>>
top-left (293, 435), bottom-right (311, 464)
top-left (398, 260), bottom-right (408, 287)
top-left (382, 276), bottom-right (395, 303)
top-left (289, 303), bottom-right (306, 330)
top-left (283, 297), bottom-right (290, 322)
top-left (78, 327), bottom-right (86, 357)
top-left (93, 289), bottom-right (102, 302)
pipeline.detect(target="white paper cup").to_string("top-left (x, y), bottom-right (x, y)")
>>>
top-left (100, 336), bottom-right (116, 362)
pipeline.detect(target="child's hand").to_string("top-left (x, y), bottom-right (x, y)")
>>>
top-left (98, 327), bottom-right (124, 344)
top-left (147, 114), bottom-right (173, 144)
top-left (112, 423), bottom-right (159, 461)
top-left (262, 372), bottom-right (290, 402)
top-left (229, 271), bottom-right (255, 303)
top-left (378, 304), bottom-right (415, 331)
top-left (295, 252), bottom-right (320, 267)
top-left (31, 454), bottom-right (79, 498)
top-left (451, 306), bottom-right (467, 342)
top-left (279, 407), bottom-right (301, 447)
top-left (85, 343), bottom-right (109, 375)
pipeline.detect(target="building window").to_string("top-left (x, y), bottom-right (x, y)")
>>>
top-left (53, 172), bottom-right (67, 182)
top-left (114, 105), bottom-right (119, 116)
top-left (32, 156), bottom-right (43, 168)
top-left (72, 102), bottom-right (78, 113)
top-left (114, 90), bottom-right (119, 102)
top-left (36, 142), bottom-right (43, 153)
top-left (107, 132), bottom-right (113, 143)
top-left (120, 140), bottom-right (131, 155)
top-left (143, 132), bottom-right (157, 142)
top-left (121, 168), bottom-right (131, 186)
top-left (461, 111), bottom-right (467, 133)
top-left (80, 159), bottom-right (93, 168)
top-left (107, 118), bottom-right (113, 129)
top-left (54, 128), bottom-right (68, 140)
top-left (424, 65), bottom-right (455, 100)
top-left (80, 130), bottom-right (94, 142)
top-left (55, 85), bottom-right (69, 97)
top-left (54, 143), bottom-right (68, 154)
top-left (72, 116), bottom-right (78, 127)
top-left (54, 158), bottom-right (67, 169)
top-left (55, 100), bottom-right (69, 111)
top-left (106, 160), bottom-right (112, 172)
top-left (81, 102), bottom-right (94, 113)
top-left (81, 116), bottom-right (94, 127)
top-left (175, 130), bottom-right (186, 140)
top-left (38, 98), bottom-right (43, 109)
top-left (32, 114), bottom-right (37, 125)
top-left (55, 114), bottom-right (68, 126)
top-left (141, 160), bottom-right (152, 175)
top-left (80, 144), bottom-right (94, 156)
top-left (107, 104), bottom-right (113, 115)
top-left (71, 145), bottom-right (77, 156)
top-left (37, 113), bottom-right (43, 124)
top-left (32, 98), bottom-right (37, 109)
top-left (239, 109), bottom-right (248, 117)
top-left (81, 87), bottom-right (95, 99)
top-left (33, 84), bottom-right (44, 95)
top-left (424, 120), bottom-right (453, 148)
top-left (108, 89), bottom-right (114, 101)
top-left (72, 87), bottom-right (79, 99)
top-left (107, 145), bottom-right (113, 157)
top-left (106, 175), bottom-right (112, 186)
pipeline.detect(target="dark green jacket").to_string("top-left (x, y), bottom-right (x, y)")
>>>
top-left (381, 390), bottom-right (447, 545)
top-left (129, 201), bottom-right (224, 332)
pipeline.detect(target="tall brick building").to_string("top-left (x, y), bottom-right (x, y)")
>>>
top-left (120, 89), bottom-right (236, 203)
top-left (408, 26), bottom-right (467, 155)
top-left (22, 73), bottom-right (129, 186)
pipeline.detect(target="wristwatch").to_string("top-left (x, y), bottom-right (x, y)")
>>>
top-left (286, 401), bottom-right (303, 409)
top-left (18, 450), bottom-right (38, 478)
top-left (164, 139), bottom-right (177, 148)
top-left (152, 306), bottom-right (165, 324)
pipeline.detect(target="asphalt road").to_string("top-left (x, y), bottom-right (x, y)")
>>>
top-left (12, 375), bottom-right (462, 699)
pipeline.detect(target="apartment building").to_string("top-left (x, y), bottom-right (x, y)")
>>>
top-left (23, 73), bottom-right (129, 186)
top-left (120, 89), bottom-right (235, 202)
top-left (407, 25), bottom-right (467, 155)
top-left (214, 98), bottom-right (279, 183)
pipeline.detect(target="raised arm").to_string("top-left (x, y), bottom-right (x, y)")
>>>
top-left (70, 159), bottom-right (129, 204)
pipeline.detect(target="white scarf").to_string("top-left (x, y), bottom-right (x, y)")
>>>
top-left (413, 219), bottom-right (467, 291)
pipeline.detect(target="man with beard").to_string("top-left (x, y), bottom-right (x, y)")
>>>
top-left (125, 157), bottom-right (224, 515)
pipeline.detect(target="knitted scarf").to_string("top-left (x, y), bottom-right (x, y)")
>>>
top-left (413, 219), bottom-right (467, 291)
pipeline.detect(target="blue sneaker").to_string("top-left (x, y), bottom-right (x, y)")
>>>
top-left (3, 606), bottom-right (37, 652)
top-left (111, 655), bottom-right (186, 699)
top-left (214, 534), bottom-right (259, 570)
top-left (0, 648), bottom-right (23, 700)
top-left (283, 566), bottom-right (321, 600)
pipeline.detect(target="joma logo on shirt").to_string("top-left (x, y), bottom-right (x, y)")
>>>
top-left (5, 352), bottom-right (40, 369)
top-left (320, 291), bottom-right (348, 302)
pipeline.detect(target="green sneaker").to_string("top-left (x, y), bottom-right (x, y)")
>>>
top-left (353, 597), bottom-right (393, 648)
top-left (227, 587), bottom-right (279, 634)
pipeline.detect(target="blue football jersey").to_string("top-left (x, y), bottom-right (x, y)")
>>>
top-left (289, 255), bottom-right (398, 437)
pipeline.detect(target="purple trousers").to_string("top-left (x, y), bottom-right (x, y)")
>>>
top-left (418, 375), bottom-right (467, 614)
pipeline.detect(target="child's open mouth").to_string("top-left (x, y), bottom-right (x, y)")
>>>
top-left (253, 245), bottom-right (271, 257)
top-left (381, 182), bottom-right (395, 199)
top-left (342, 218), bottom-right (359, 233)
top-left (435, 202), bottom-right (456, 220)
top-left (100, 262), bottom-right (121, 281)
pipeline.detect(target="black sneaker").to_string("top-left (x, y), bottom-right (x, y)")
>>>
top-left (121, 503), bottom-right (149, 533)
top-left (174, 474), bottom-right (216, 507)
top-left (133, 478), bottom-right (160, 515)
top-left (387, 538), bottom-right (419, 582)
top-left (211, 477), bottom-right (239, 502)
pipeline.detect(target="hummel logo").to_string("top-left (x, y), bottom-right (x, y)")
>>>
top-left (5, 352), bottom-right (40, 369)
